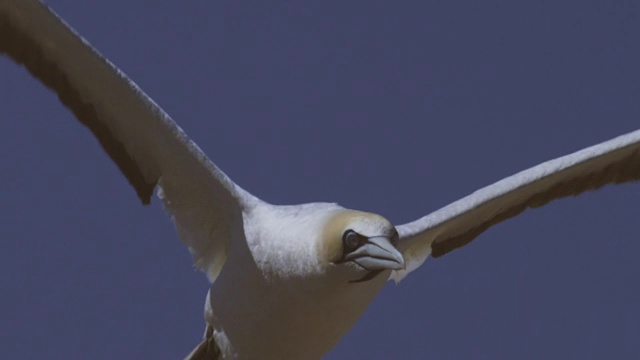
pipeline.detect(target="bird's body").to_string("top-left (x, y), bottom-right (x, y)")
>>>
top-left (207, 203), bottom-right (391, 358)
top-left (2, 0), bottom-right (640, 359)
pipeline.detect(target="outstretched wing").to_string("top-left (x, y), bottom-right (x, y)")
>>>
top-left (0, 0), bottom-right (260, 282)
top-left (394, 129), bottom-right (640, 281)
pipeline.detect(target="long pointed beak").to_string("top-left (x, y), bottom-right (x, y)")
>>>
top-left (344, 236), bottom-right (405, 271)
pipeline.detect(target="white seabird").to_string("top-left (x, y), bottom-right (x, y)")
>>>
top-left (1, 0), bottom-right (637, 360)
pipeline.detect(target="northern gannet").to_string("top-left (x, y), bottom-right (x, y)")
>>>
top-left (1, 0), bottom-right (640, 360)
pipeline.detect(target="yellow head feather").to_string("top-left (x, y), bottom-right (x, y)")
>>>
top-left (319, 210), bottom-right (395, 264)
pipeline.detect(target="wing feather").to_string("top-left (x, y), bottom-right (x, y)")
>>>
top-left (394, 129), bottom-right (640, 281)
top-left (0, 0), bottom-right (259, 281)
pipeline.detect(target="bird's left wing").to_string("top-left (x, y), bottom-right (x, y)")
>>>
top-left (394, 129), bottom-right (640, 282)
top-left (0, 0), bottom-right (259, 282)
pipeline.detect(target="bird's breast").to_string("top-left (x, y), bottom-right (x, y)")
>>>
top-left (208, 262), bottom-right (389, 359)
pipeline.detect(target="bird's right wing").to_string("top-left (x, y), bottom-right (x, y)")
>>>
top-left (394, 129), bottom-right (640, 282)
top-left (0, 0), bottom-right (259, 282)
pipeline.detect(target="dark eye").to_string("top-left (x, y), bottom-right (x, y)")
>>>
top-left (343, 230), bottom-right (361, 251)
top-left (391, 229), bottom-right (399, 245)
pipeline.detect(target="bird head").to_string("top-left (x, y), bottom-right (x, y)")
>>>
top-left (321, 210), bottom-right (405, 282)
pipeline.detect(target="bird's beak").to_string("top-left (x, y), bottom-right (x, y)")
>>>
top-left (344, 236), bottom-right (405, 271)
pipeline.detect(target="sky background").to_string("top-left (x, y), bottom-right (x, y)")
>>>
top-left (1, 0), bottom-right (640, 359)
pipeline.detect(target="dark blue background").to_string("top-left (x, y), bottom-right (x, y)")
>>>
top-left (1, 1), bottom-right (639, 358)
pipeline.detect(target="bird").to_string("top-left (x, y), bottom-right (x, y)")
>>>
top-left (2, 0), bottom-right (639, 359)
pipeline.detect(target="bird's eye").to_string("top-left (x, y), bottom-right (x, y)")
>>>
top-left (391, 229), bottom-right (399, 245)
top-left (343, 230), bottom-right (361, 251)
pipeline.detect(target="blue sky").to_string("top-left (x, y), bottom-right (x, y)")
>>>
top-left (1, 0), bottom-right (639, 358)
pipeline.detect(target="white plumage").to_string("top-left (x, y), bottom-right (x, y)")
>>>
top-left (1, 0), bottom-right (639, 359)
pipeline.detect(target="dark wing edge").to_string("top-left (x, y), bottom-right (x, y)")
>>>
top-left (0, 0), bottom-right (256, 207)
top-left (393, 129), bottom-right (640, 281)
top-left (0, 0), bottom-right (159, 202)
top-left (184, 325), bottom-right (222, 360)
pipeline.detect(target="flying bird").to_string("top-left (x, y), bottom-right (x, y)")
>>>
top-left (2, 0), bottom-right (639, 359)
